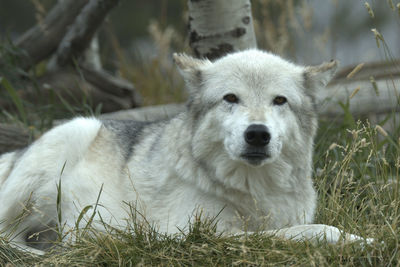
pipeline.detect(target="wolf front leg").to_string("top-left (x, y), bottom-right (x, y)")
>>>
top-left (234, 224), bottom-right (373, 244)
top-left (264, 224), bottom-right (374, 244)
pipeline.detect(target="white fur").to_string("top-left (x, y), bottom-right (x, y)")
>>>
top-left (0, 50), bottom-right (371, 253)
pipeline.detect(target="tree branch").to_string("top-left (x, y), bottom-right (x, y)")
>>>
top-left (80, 65), bottom-right (142, 107)
top-left (319, 78), bottom-right (400, 117)
top-left (0, 70), bottom-right (138, 113)
top-left (12, 0), bottom-right (89, 69)
top-left (53, 0), bottom-right (120, 67)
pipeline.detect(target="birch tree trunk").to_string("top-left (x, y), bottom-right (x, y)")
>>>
top-left (188, 0), bottom-right (257, 59)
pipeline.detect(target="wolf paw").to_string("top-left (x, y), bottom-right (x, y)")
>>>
top-left (270, 224), bottom-right (374, 245)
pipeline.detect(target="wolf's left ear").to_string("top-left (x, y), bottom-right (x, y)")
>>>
top-left (304, 60), bottom-right (338, 90)
top-left (173, 53), bottom-right (211, 89)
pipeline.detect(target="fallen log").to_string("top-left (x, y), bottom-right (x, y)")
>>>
top-left (318, 78), bottom-right (400, 117)
top-left (80, 65), bottom-right (141, 103)
top-left (319, 60), bottom-right (400, 117)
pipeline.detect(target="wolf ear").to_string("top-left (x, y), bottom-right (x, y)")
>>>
top-left (304, 60), bottom-right (338, 90)
top-left (173, 53), bottom-right (211, 89)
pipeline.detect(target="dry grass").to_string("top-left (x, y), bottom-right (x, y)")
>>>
top-left (0, 119), bottom-right (399, 266)
top-left (252, 0), bottom-right (312, 57)
top-left (107, 20), bottom-right (187, 106)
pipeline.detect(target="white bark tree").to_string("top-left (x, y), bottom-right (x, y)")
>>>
top-left (188, 0), bottom-right (257, 59)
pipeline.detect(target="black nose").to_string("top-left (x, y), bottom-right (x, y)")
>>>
top-left (244, 124), bottom-right (271, 147)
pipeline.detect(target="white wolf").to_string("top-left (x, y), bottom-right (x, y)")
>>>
top-left (0, 49), bottom-right (370, 254)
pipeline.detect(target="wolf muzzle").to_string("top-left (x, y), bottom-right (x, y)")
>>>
top-left (241, 124), bottom-right (271, 164)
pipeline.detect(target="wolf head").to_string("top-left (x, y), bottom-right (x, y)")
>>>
top-left (174, 50), bottom-right (337, 167)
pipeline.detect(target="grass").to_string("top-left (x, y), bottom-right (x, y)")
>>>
top-left (0, 39), bottom-right (105, 131)
top-left (1, 116), bottom-right (398, 266)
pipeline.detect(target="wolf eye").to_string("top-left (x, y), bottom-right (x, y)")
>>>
top-left (273, 96), bottom-right (287, 105)
top-left (223, 94), bottom-right (239, 104)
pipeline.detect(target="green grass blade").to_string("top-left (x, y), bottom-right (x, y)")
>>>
top-left (0, 76), bottom-right (27, 124)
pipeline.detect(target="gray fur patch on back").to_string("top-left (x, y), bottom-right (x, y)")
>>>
top-left (102, 120), bottom-right (154, 160)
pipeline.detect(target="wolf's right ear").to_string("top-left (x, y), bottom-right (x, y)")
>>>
top-left (173, 53), bottom-right (211, 89)
top-left (304, 60), bottom-right (338, 92)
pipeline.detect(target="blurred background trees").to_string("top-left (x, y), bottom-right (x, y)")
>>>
top-left (1, 0), bottom-right (398, 67)
top-left (0, 0), bottom-right (398, 129)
